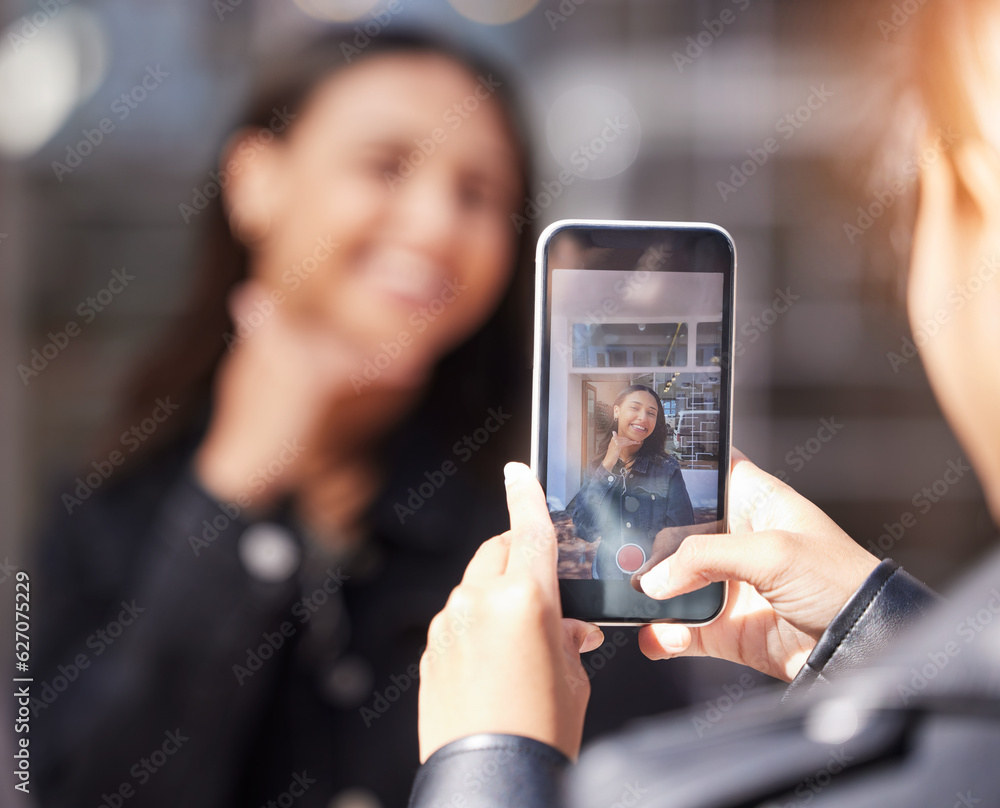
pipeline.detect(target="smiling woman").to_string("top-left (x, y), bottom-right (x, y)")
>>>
top-left (31, 31), bottom-right (535, 808)
top-left (191, 48), bottom-right (525, 509)
top-left (567, 384), bottom-right (694, 579)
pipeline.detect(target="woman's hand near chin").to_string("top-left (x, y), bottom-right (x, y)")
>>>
top-left (602, 431), bottom-right (642, 471)
top-left (636, 450), bottom-right (880, 682)
top-left (194, 280), bottom-right (424, 509)
top-left (418, 463), bottom-right (604, 763)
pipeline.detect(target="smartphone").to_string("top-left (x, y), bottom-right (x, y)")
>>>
top-left (531, 220), bottom-right (735, 625)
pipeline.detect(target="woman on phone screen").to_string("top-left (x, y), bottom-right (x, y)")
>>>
top-left (569, 384), bottom-right (694, 579)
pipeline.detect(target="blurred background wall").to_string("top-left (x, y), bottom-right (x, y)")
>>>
top-left (2, 0), bottom-right (995, 678)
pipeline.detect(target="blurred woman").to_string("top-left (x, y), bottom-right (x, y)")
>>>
top-left (411, 0), bottom-right (1000, 804)
top-left (31, 32), bottom-right (534, 808)
top-left (568, 384), bottom-right (693, 578)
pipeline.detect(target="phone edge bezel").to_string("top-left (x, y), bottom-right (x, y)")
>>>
top-left (531, 218), bottom-right (737, 627)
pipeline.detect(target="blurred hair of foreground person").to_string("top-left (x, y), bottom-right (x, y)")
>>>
top-left (410, 2), bottom-right (1000, 806)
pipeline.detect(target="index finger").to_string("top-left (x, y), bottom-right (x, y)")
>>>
top-left (502, 462), bottom-right (558, 586)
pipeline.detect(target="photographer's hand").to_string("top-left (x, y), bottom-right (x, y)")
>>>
top-left (418, 462), bottom-right (604, 762)
top-left (637, 450), bottom-right (879, 681)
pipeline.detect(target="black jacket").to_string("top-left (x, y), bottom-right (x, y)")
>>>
top-left (32, 430), bottom-right (726, 808)
top-left (32, 428), bottom-right (514, 808)
top-left (410, 553), bottom-right (1000, 807)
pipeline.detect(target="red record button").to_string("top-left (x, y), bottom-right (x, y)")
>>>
top-left (616, 543), bottom-right (646, 573)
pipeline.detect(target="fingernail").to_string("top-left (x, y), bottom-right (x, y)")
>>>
top-left (580, 627), bottom-right (604, 654)
top-left (652, 623), bottom-right (687, 653)
top-left (640, 558), bottom-right (671, 599)
top-left (504, 462), bottom-right (529, 486)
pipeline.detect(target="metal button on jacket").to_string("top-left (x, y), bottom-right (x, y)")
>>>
top-left (328, 786), bottom-right (383, 808)
top-left (322, 655), bottom-right (374, 708)
top-left (237, 522), bottom-right (301, 582)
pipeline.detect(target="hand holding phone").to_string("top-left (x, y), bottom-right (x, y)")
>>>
top-left (638, 450), bottom-right (880, 681)
top-left (531, 220), bottom-right (736, 625)
top-left (418, 462), bottom-right (603, 763)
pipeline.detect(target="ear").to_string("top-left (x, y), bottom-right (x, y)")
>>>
top-left (950, 137), bottom-right (1000, 223)
top-left (220, 127), bottom-right (288, 246)
top-left (910, 130), bottom-right (1000, 337)
top-left (915, 129), bottom-right (1000, 282)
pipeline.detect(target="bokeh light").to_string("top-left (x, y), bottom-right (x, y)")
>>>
top-left (292, 0), bottom-right (381, 23)
top-left (447, 0), bottom-right (541, 26)
top-left (0, 7), bottom-right (109, 159)
top-left (545, 84), bottom-right (642, 180)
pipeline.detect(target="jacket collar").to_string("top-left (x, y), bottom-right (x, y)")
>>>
top-left (620, 453), bottom-right (658, 474)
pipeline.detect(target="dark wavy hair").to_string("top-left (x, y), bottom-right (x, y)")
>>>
top-left (592, 384), bottom-right (668, 466)
top-left (99, 29), bottom-right (534, 483)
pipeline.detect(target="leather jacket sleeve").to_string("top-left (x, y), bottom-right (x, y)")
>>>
top-left (782, 557), bottom-right (941, 700)
top-left (407, 557), bottom-right (942, 808)
top-left (409, 734), bottom-right (569, 808)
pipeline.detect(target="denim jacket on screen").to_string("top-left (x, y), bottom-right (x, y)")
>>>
top-left (567, 453), bottom-right (694, 579)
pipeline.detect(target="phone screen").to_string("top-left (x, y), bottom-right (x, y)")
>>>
top-left (532, 221), bottom-right (734, 624)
